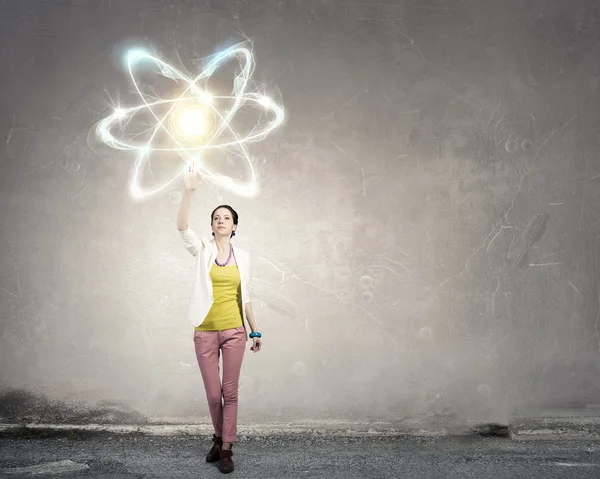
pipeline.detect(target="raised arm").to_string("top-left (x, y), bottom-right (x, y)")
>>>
top-left (177, 161), bottom-right (204, 257)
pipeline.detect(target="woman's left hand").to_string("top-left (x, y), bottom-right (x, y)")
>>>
top-left (250, 337), bottom-right (262, 353)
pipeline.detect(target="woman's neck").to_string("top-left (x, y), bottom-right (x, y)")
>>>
top-left (214, 236), bottom-right (231, 252)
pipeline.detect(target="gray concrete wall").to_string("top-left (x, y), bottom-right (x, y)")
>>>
top-left (1, 0), bottom-right (599, 427)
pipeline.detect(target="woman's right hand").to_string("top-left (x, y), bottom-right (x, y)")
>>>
top-left (183, 161), bottom-right (202, 192)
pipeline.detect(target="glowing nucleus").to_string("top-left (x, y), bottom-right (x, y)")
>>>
top-left (171, 104), bottom-right (209, 140)
top-left (94, 42), bottom-right (285, 200)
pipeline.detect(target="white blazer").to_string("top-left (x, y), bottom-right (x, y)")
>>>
top-left (179, 227), bottom-right (252, 337)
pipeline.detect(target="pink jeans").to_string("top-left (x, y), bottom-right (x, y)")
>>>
top-left (193, 325), bottom-right (246, 443)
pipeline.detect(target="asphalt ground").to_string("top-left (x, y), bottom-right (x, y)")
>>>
top-left (1, 435), bottom-right (600, 478)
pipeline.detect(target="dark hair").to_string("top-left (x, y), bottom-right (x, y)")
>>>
top-left (210, 204), bottom-right (238, 224)
top-left (210, 205), bottom-right (239, 238)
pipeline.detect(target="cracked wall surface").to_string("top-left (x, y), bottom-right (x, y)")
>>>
top-left (0, 0), bottom-right (599, 426)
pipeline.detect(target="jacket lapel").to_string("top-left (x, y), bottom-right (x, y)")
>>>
top-left (204, 237), bottom-right (217, 270)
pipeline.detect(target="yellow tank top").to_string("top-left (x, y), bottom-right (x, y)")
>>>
top-left (196, 264), bottom-right (243, 331)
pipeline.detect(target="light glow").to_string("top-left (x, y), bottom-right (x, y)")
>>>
top-left (94, 42), bottom-right (285, 200)
top-left (171, 104), bottom-right (209, 140)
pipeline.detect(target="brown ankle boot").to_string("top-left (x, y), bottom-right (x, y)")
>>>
top-left (219, 447), bottom-right (234, 473)
top-left (206, 434), bottom-right (222, 463)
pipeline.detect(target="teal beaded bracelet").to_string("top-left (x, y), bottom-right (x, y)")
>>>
top-left (249, 332), bottom-right (262, 338)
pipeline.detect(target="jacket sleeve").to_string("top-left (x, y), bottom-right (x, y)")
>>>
top-left (179, 227), bottom-right (204, 257)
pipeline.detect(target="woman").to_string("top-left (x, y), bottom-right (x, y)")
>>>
top-left (177, 161), bottom-right (262, 474)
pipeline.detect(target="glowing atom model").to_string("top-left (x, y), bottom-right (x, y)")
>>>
top-left (94, 42), bottom-right (285, 200)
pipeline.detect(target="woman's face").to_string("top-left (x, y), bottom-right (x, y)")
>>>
top-left (212, 207), bottom-right (237, 237)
